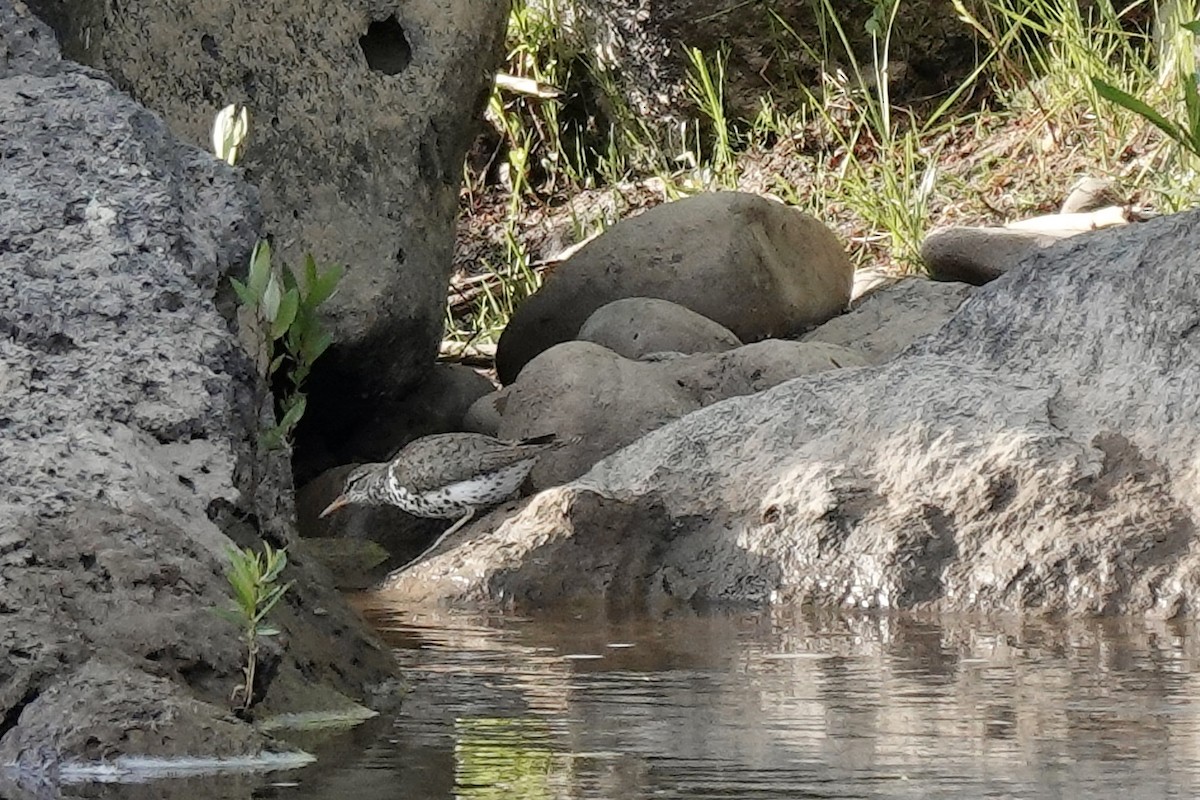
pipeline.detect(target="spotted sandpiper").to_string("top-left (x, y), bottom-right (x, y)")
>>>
top-left (319, 432), bottom-right (558, 569)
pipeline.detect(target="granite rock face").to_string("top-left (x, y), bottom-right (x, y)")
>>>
top-left (23, 0), bottom-right (509, 472)
top-left (0, 3), bottom-right (392, 776)
top-left (381, 211), bottom-right (1200, 618)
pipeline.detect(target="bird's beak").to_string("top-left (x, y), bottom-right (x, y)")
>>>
top-left (318, 495), bottom-right (350, 519)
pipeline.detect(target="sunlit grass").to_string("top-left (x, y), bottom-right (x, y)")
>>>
top-left (448, 0), bottom-right (1200, 354)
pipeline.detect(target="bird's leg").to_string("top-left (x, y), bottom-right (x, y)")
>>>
top-left (397, 508), bottom-right (475, 572)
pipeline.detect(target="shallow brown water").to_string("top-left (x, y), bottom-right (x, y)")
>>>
top-left (258, 603), bottom-right (1200, 800)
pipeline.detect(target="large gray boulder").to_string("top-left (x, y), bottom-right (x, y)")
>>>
top-left (801, 278), bottom-right (974, 364)
top-left (380, 210), bottom-right (1200, 618)
top-left (0, 3), bottom-right (392, 777)
top-left (500, 338), bottom-right (867, 486)
top-left (23, 0), bottom-right (509, 469)
top-left (496, 192), bottom-right (855, 383)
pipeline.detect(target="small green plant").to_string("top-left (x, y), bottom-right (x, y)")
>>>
top-left (210, 105), bottom-right (345, 449)
top-left (685, 46), bottom-right (737, 187)
top-left (214, 543), bottom-right (294, 712)
top-left (231, 241), bottom-right (344, 449)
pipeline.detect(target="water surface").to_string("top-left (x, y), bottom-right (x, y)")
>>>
top-left (273, 603), bottom-right (1200, 799)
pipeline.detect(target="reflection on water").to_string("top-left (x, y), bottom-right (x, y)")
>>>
top-left (282, 604), bottom-right (1200, 799)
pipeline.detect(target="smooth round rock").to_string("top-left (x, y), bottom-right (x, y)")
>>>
top-left (803, 278), bottom-right (974, 364)
top-left (577, 297), bottom-right (742, 360)
top-left (463, 388), bottom-right (507, 436)
top-left (921, 226), bottom-right (1059, 285)
top-left (495, 191), bottom-right (854, 383)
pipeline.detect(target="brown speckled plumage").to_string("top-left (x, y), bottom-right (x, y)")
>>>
top-left (320, 431), bottom-right (557, 523)
top-left (385, 432), bottom-right (557, 495)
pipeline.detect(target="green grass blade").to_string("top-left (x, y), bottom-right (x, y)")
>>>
top-left (1091, 77), bottom-right (1188, 145)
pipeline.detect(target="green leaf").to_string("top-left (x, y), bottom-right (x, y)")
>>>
top-left (268, 353), bottom-right (286, 376)
top-left (1183, 72), bottom-right (1200, 152)
top-left (277, 395), bottom-right (306, 433)
top-left (270, 288), bottom-right (299, 340)
top-left (289, 365), bottom-right (311, 393)
top-left (280, 265), bottom-right (300, 293)
top-left (261, 542), bottom-right (284, 573)
top-left (262, 274), bottom-right (283, 323)
top-left (1091, 77), bottom-right (1189, 146)
top-left (256, 624), bottom-right (282, 637)
top-left (261, 426), bottom-right (286, 450)
top-left (256, 584), bottom-right (291, 620)
top-left (248, 240), bottom-right (272, 299)
top-left (308, 263), bottom-right (345, 307)
top-left (225, 570), bottom-right (257, 614)
top-left (303, 253), bottom-right (319, 295)
top-left (302, 330), bottom-right (334, 364)
top-left (1182, 19), bottom-right (1200, 35)
top-left (230, 277), bottom-right (256, 307)
top-left (212, 606), bottom-right (246, 627)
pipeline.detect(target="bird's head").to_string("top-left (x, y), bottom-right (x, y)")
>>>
top-left (318, 463), bottom-right (382, 518)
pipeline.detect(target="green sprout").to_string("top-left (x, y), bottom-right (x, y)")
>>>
top-left (231, 241), bottom-right (344, 449)
top-left (210, 104), bottom-right (345, 449)
top-left (214, 543), bottom-right (294, 713)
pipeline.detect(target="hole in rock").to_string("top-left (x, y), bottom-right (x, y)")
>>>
top-left (359, 15), bottom-right (411, 75)
top-left (201, 33), bottom-right (219, 59)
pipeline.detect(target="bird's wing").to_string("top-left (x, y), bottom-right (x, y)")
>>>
top-left (390, 434), bottom-right (550, 493)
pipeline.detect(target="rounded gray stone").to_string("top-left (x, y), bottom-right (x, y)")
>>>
top-left (577, 297), bottom-right (743, 360)
top-left (921, 226), bottom-right (1059, 285)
